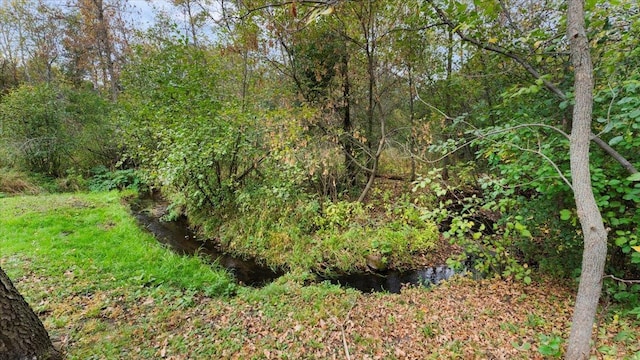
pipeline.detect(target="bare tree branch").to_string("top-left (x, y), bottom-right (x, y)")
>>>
top-left (239, 0), bottom-right (336, 20)
top-left (602, 274), bottom-right (640, 284)
top-left (590, 135), bottom-right (638, 174)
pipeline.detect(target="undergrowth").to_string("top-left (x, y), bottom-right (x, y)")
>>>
top-left (1, 191), bottom-right (639, 359)
top-left (0, 168), bottom-right (43, 196)
top-left (208, 191), bottom-right (439, 275)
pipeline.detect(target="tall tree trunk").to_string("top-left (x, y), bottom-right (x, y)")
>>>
top-left (408, 63), bottom-right (416, 182)
top-left (565, 0), bottom-right (608, 358)
top-left (92, 0), bottom-right (118, 100)
top-left (361, 0), bottom-right (379, 198)
top-left (0, 266), bottom-right (61, 360)
top-left (442, 28), bottom-right (453, 180)
top-left (342, 51), bottom-right (356, 188)
top-left (184, 0), bottom-right (199, 46)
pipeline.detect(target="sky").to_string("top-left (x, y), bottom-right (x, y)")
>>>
top-left (126, 0), bottom-right (177, 28)
top-left (28, 0), bottom-right (179, 30)
top-left (0, 0), bottom-right (220, 52)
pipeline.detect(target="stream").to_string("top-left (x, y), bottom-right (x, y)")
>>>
top-left (132, 204), bottom-right (458, 293)
top-left (326, 266), bottom-right (455, 293)
top-left (133, 210), bottom-right (283, 286)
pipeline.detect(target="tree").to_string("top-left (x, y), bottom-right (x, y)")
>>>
top-left (0, 0), bottom-right (66, 86)
top-left (0, 82), bottom-right (117, 176)
top-left (423, 0), bottom-right (615, 356)
top-left (565, 0), bottom-right (608, 358)
top-left (64, 0), bottom-right (130, 100)
top-left (0, 266), bottom-right (60, 360)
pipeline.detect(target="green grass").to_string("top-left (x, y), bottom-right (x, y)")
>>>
top-left (0, 191), bottom-right (236, 297)
top-left (2, 191), bottom-right (639, 359)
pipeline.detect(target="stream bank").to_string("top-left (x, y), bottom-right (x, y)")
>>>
top-left (131, 197), bottom-right (461, 293)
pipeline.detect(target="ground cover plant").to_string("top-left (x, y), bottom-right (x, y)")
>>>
top-left (1, 1), bottom-right (640, 357)
top-left (2, 191), bottom-right (640, 359)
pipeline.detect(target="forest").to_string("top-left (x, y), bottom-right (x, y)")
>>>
top-left (0, 0), bottom-right (639, 359)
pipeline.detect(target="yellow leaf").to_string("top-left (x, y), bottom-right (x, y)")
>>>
top-left (632, 246), bottom-right (640, 253)
top-left (488, 37), bottom-right (498, 44)
top-left (320, 6), bottom-right (334, 15)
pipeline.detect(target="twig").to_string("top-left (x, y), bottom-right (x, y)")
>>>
top-left (340, 301), bottom-right (356, 360)
top-left (341, 326), bottom-right (351, 360)
top-left (415, 93), bottom-right (454, 121)
top-left (501, 142), bottom-right (573, 191)
top-left (415, 93), bottom-right (571, 139)
top-left (602, 274), bottom-right (640, 284)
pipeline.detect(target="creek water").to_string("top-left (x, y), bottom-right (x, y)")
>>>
top-left (133, 210), bottom-right (284, 286)
top-left (326, 266), bottom-right (455, 293)
top-left (132, 204), bottom-right (457, 293)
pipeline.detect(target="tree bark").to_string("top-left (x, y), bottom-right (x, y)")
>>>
top-left (0, 266), bottom-right (61, 360)
top-left (341, 50), bottom-right (357, 188)
top-left (408, 63), bottom-right (416, 182)
top-left (565, 0), bottom-right (609, 359)
top-left (91, 0), bottom-right (118, 100)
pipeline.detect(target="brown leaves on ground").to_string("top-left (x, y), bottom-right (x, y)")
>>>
top-left (12, 273), bottom-right (640, 359)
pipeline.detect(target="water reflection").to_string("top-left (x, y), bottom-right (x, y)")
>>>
top-left (327, 265), bottom-right (456, 293)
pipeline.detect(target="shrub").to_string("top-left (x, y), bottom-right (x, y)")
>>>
top-left (0, 83), bottom-right (117, 177)
top-left (88, 166), bottom-right (144, 192)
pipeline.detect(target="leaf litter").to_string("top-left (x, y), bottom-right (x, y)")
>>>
top-left (8, 270), bottom-right (640, 359)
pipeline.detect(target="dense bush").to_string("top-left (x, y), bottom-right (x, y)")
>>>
top-left (0, 83), bottom-right (118, 177)
top-left (88, 166), bottom-right (144, 192)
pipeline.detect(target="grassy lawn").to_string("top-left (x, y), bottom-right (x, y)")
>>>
top-left (1, 192), bottom-right (639, 359)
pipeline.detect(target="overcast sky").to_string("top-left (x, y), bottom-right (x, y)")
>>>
top-left (31, 0), bottom-right (179, 29)
top-left (127, 0), bottom-right (176, 28)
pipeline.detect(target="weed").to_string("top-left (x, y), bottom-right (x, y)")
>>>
top-left (0, 168), bottom-right (41, 195)
top-left (500, 322), bottom-right (519, 334)
top-left (537, 334), bottom-right (563, 357)
top-left (421, 322), bottom-right (439, 338)
top-left (218, 194), bottom-right (439, 274)
top-left (526, 313), bottom-right (546, 329)
top-left (88, 166), bottom-right (144, 192)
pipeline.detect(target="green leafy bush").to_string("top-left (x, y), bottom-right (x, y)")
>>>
top-left (414, 169), bottom-right (532, 284)
top-left (88, 166), bottom-right (144, 192)
top-left (0, 83), bottom-right (117, 177)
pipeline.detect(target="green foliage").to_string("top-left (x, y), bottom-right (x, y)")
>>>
top-left (119, 40), bottom-right (313, 230)
top-left (315, 201), bottom-right (366, 229)
top-left (414, 169), bottom-right (532, 283)
top-left (88, 166), bottom-right (144, 192)
top-left (589, 75), bottom-right (640, 274)
top-left (431, 16), bottom-right (640, 284)
top-left (537, 334), bottom-right (563, 357)
top-left (0, 82), bottom-right (117, 177)
top-left (120, 41), bottom-right (249, 211)
top-left (213, 188), bottom-right (439, 274)
top-left (603, 278), bottom-right (640, 320)
top-left (0, 83), bottom-right (67, 175)
top-left (290, 26), bottom-right (345, 102)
